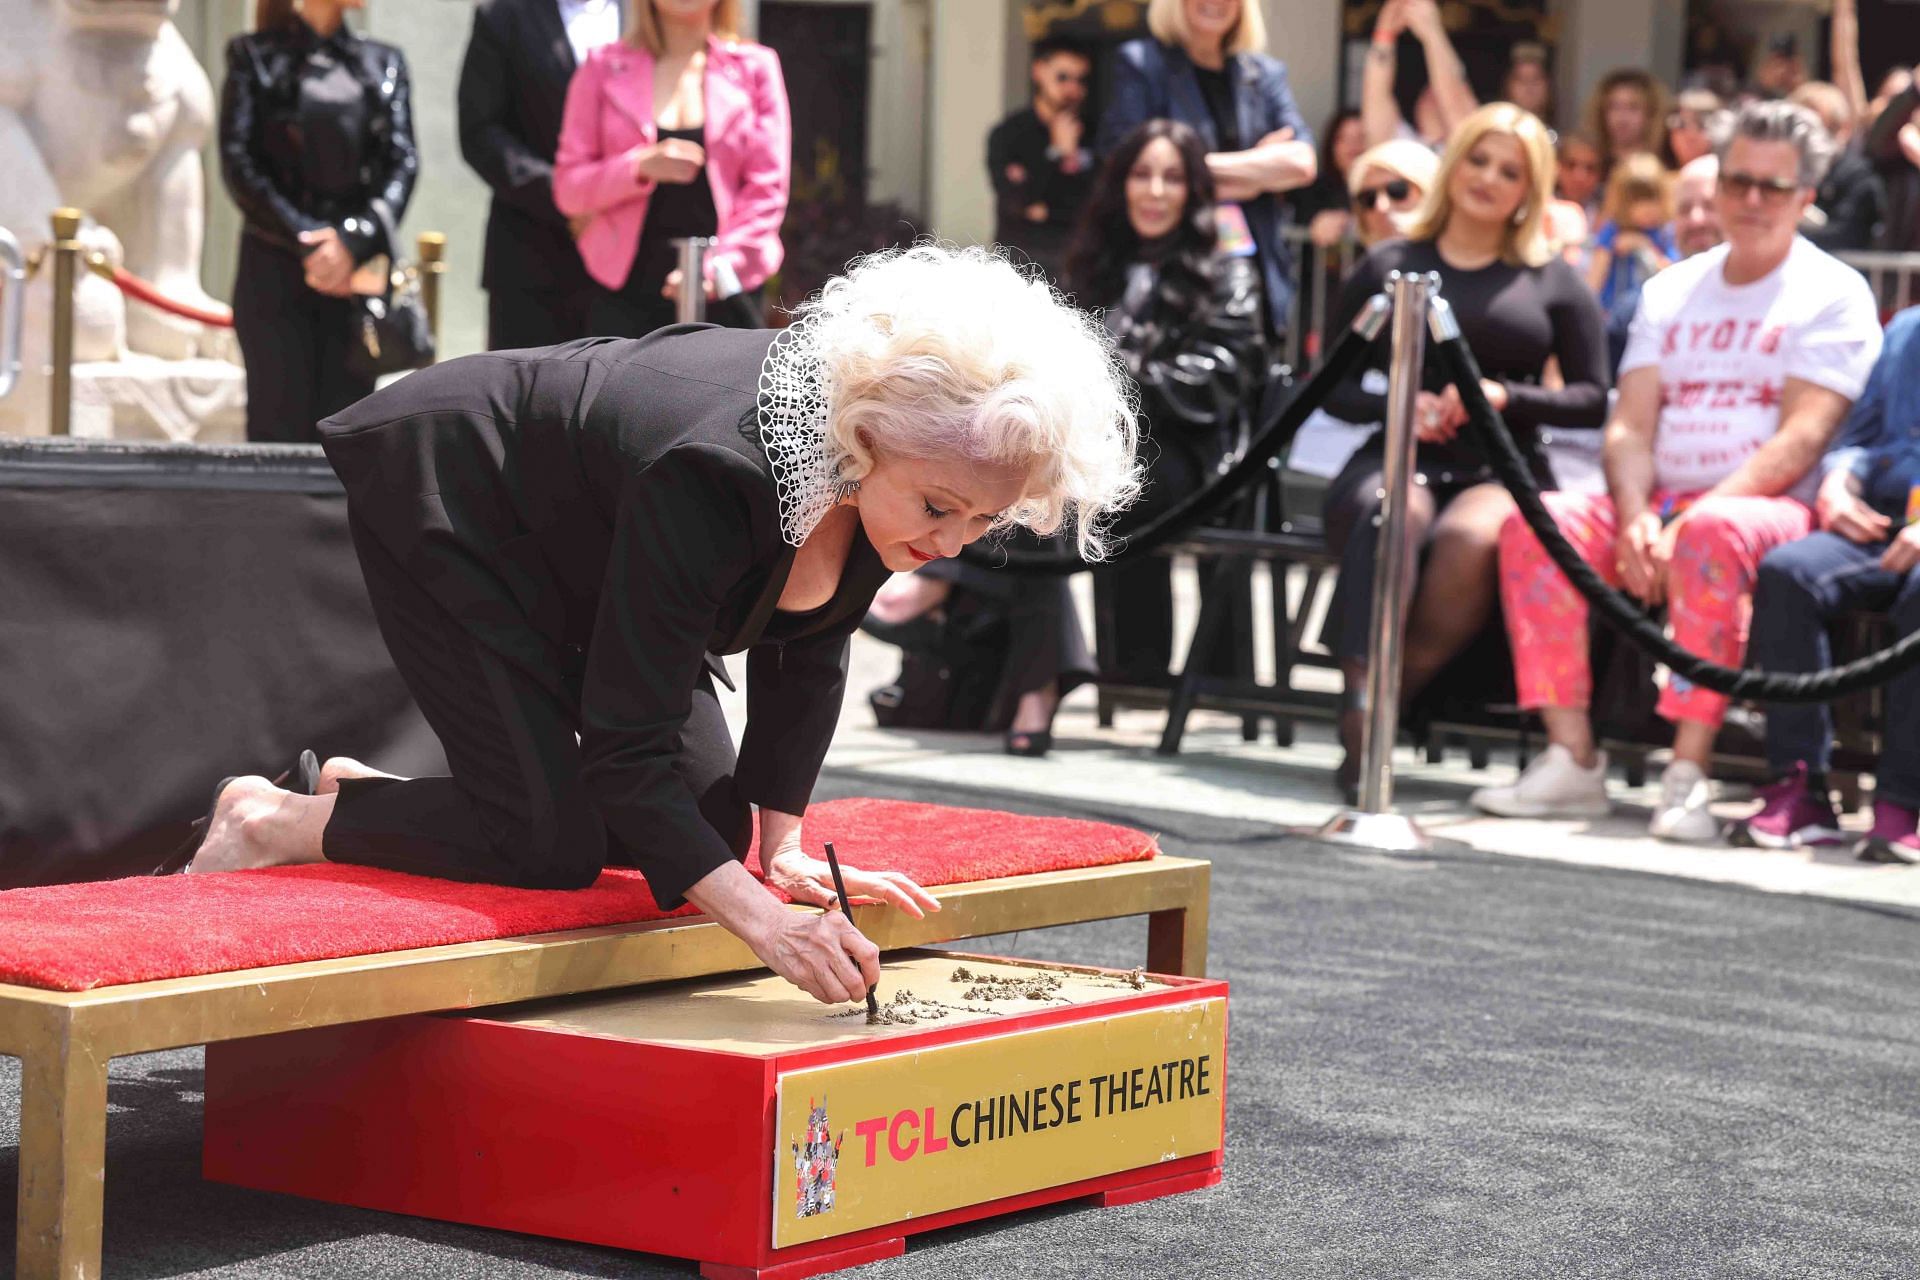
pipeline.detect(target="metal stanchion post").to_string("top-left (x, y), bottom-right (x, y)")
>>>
top-left (48, 208), bottom-right (83, 436)
top-left (416, 231), bottom-right (446, 363)
top-left (673, 236), bottom-right (715, 325)
top-left (1303, 269), bottom-right (1438, 853)
top-left (0, 226), bottom-right (24, 401)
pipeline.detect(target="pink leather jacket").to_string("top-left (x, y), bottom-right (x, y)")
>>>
top-left (554, 36), bottom-right (791, 294)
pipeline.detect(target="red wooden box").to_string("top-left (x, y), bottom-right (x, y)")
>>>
top-left (203, 951), bottom-right (1228, 1279)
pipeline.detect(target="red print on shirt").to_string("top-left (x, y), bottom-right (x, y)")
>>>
top-left (1661, 319), bottom-right (1787, 357)
top-left (1747, 381), bottom-right (1783, 410)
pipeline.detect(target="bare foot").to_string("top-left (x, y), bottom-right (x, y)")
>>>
top-left (316, 755), bottom-right (402, 796)
top-left (187, 776), bottom-right (296, 874)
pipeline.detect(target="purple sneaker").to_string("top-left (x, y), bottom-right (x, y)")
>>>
top-left (1856, 801), bottom-right (1920, 864)
top-left (1730, 765), bottom-right (1844, 849)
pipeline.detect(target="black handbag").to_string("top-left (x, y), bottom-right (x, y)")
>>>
top-left (344, 270), bottom-right (434, 380)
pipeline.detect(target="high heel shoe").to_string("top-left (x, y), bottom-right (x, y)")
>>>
top-left (859, 610), bottom-right (945, 651)
top-left (152, 748), bottom-right (320, 876)
top-left (1004, 729), bottom-right (1053, 757)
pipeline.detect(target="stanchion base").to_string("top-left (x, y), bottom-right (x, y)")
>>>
top-left (1295, 810), bottom-right (1433, 853)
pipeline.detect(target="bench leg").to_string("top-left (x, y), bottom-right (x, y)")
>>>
top-left (1146, 874), bottom-right (1211, 979)
top-left (16, 1036), bottom-right (108, 1280)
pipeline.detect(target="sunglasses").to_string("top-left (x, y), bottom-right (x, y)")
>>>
top-left (1353, 179), bottom-right (1413, 210)
top-left (1721, 171), bottom-right (1802, 202)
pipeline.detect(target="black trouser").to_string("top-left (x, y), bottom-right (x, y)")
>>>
top-left (486, 286), bottom-right (593, 352)
top-left (321, 514), bottom-right (751, 888)
top-left (1098, 437), bottom-right (1243, 682)
top-left (231, 233), bottom-right (374, 444)
top-left (1749, 529), bottom-right (1920, 806)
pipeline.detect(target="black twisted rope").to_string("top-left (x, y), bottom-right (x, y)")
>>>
top-left (959, 295), bottom-right (1389, 575)
top-left (1435, 333), bottom-right (1920, 704)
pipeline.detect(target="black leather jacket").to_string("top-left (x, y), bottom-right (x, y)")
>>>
top-left (218, 22), bottom-right (418, 264)
top-left (1106, 252), bottom-right (1268, 448)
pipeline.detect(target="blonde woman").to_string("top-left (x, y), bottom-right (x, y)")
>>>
top-left (1346, 139), bottom-right (1439, 247)
top-left (1318, 104), bottom-right (1609, 800)
top-left (169, 246), bottom-right (1142, 1009)
top-left (1098, 0), bottom-right (1317, 334)
top-left (554, 0), bottom-right (789, 336)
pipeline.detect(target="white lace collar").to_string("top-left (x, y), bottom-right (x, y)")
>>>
top-left (755, 314), bottom-right (841, 548)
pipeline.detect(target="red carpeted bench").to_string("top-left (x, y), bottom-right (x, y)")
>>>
top-left (0, 798), bottom-right (1208, 1280)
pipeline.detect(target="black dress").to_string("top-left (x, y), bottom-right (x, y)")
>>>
top-left (1319, 237), bottom-right (1609, 661)
top-left (219, 19), bottom-right (418, 443)
top-left (316, 326), bottom-right (889, 906)
top-left (589, 125), bottom-right (764, 338)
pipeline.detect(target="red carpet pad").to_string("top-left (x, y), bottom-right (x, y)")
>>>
top-left (0, 799), bottom-right (1157, 992)
top-left (204, 951), bottom-right (1228, 1279)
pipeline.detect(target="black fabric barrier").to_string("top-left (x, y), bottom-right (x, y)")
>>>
top-left (0, 438), bottom-right (447, 886)
top-left (1437, 337), bottom-right (1920, 704)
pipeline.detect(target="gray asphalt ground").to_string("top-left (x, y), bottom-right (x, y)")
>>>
top-left (4, 774), bottom-right (1918, 1279)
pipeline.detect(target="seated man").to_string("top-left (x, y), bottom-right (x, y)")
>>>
top-left (1473, 102), bottom-right (1884, 840)
top-left (1737, 306), bottom-right (1920, 859)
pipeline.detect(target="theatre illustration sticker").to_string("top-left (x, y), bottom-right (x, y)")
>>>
top-left (791, 1097), bottom-right (845, 1218)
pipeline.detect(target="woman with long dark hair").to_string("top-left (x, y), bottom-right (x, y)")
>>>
top-left (1067, 119), bottom-right (1268, 695)
top-left (219, 0), bottom-right (417, 442)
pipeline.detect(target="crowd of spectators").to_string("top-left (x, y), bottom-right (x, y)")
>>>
top-left (209, 0), bottom-right (1920, 860)
top-left (864, 0), bottom-right (1920, 867)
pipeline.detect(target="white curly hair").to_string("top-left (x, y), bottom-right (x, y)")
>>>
top-left (791, 243), bottom-right (1143, 561)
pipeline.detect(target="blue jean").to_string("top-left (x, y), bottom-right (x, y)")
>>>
top-left (1748, 531), bottom-right (1920, 806)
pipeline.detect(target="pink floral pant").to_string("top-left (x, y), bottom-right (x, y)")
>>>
top-left (1497, 492), bottom-right (1813, 727)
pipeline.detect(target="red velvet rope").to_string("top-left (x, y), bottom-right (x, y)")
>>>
top-left (98, 263), bottom-right (234, 328)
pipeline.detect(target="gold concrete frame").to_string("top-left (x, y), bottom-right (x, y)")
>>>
top-left (0, 856), bottom-right (1209, 1279)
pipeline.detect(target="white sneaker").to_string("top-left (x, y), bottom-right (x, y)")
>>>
top-left (1471, 744), bottom-right (1611, 818)
top-left (1650, 760), bottom-right (1720, 843)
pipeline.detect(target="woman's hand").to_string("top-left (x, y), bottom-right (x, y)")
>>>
top-left (298, 227), bottom-right (354, 297)
top-left (1613, 510), bottom-right (1666, 604)
top-left (660, 267), bottom-right (717, 303)
top-left (1415, 388), bottom-right (1464, 442)
top-left (754, 908), bottom-right (879, 1005)
top-left (1309, 209), bottom-right (1351, 249)
top-left (765, 847), bottom-right (942, 919)
top-left (631, 137), bottom-right (705, 185)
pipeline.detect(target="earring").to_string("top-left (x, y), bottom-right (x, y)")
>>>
top-left (1513, 205), bottom-right (1529, 226)
top-left (834, 476), bottom-right (861, 504)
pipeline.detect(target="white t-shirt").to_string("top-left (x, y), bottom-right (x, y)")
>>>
top-left (558, 0), bottom-right (620, 67)
top-left (1619, 236), bottom-right (1883, 499)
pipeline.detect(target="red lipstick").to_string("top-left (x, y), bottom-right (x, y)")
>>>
top-left (907, 546), bottom-right (937, 563)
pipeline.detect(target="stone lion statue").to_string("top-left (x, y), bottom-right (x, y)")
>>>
top-left (0, 0), bottom-right (244, 438)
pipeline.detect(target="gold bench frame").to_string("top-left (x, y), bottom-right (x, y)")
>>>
top-left (0, 855), bottom-right (1209, 1279)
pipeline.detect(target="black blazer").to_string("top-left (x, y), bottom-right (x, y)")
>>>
top-left (458, 0), bottom-right (600, 296)
top-left (318, 326), bottom-right (889, 903)
top-left (218, 22), bottom-right (418, 263)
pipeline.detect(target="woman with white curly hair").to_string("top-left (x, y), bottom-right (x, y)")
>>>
top-left (166, 245), bottom-right (1141, 1006)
